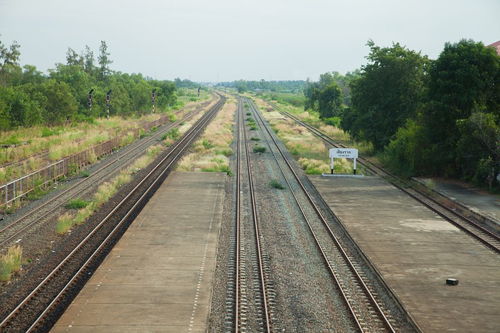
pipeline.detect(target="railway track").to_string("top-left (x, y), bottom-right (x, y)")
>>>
top-left (275, 108), bottom-right (500, 254)
top-left (0, 97), bottom-right (217, 250)
top-left (227, 99), bottom-right (273, 332)
top-left (0, 95), bottom-right (226, 332)
top-left (246, 98), bottom-right (419, 332)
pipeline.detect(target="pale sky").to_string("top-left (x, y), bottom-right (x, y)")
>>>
top-left (0, 0), bottom-right (498, 82)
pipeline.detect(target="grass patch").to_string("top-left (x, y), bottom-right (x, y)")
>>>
top-left (0, 245), bottom-right (23, 282)
top-left (249, 125), bottom-right (257, 131)
top-left (202, 139), bottom-right (214, 150)
top-left (177, 100), bottom-right (235, 174)
top-left (269, 179), bottom-right (285, 190)
top-left (65, 199), bottom-right (89, 209)
top-left (55, 144), bottom-right (164, 235)
top-left (253, 145), bottom-right (266, 153)
top-left (79, 170), bottom-right (90, 177)
top-left (250, 137), bottom-right (260, 141)
top-left (246, 112), bottom-right (251, 116)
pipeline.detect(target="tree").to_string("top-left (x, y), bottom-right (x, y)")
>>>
top-left (66, 48), bottom-right (83, 67)
top-left (422, 39), bottom-right (500, 168)
top-left (83, 45), bottom-right (95, 75)
top-left (0, 38), bottom-right (21, 86)
top-left (98, 41), bottom-right (113, 80)
top-left (304, 72), bottom-right (344, 119)
top-left (341, 41), bottom-right (429, 150)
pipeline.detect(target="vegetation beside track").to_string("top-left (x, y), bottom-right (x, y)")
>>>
top-left (176, 96), bottom-right (235, 174)
top-left (255, 99), bottom-right (355, 175)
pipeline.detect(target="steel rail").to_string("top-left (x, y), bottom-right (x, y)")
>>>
top-left (278, 108), bottom-right (500, 254)
top-left (0, 96), bottom-right (226, 332)
top-left (234, 99), bottom-right (242, 332)
top-left (0, 97), bottom-right (218, 249)
top-left (238, 99), bottom-right (272, 332)
top-left (247, 98), bottom-right (396, 333)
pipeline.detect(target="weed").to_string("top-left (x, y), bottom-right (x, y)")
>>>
top-left (250, 125), bottom-right (257, 131)
top-left (162, 128), bottom-right (180, 141)
top-left (79, 170), bottom-right (90, 177)
top-left (0, 245), bottom-right (23, 282)
top-left (56, 212), bottom-right (74, 234)
top-left (270, 179), bottom-right (285, 190)
top-left (65, 199), bottom-right (89, 209)
top-left (250, 137), bottom-right (260, 141)
top-left (202, 139), bottom-right (214, 150)
top-left (246, 112), bottom-right (251, 116)
top-left (253, 146), bottom-right (266, 153)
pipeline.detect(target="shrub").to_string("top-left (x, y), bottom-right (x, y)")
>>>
top-left (250, 137), bottom-right (260, 141)
top-left (253, 145), bottom-right (266, 153)
top-left (65, 199), bottom-right (89, 209)
top-left (162, 128), bottom-right (179, 141)
top-left (202, 139), bottom-right (214, 150)
top-left (270, 179), bottom-right (285, 189)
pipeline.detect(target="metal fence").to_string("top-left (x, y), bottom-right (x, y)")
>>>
top-left (0, 114), bottom-right (172, 208)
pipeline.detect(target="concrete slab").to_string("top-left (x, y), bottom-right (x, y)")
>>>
top-left (51, 171), bottom-right (226, 333)
top-left (310, 175), bottom-right (500, 333)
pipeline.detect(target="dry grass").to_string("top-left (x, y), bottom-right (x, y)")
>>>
top-left (0, 245), bottom-right (23, 282)
top-left (260, 105), bottom-right (356, 174)
top-left (55, 143), bottom-right (165, 235)
top-left (177, 100), bottom-right (235, 174)
top-left (0, 102), bottom-right (210, 185)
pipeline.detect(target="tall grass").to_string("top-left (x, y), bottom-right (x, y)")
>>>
top-left (177, 101), bottom-right (235, 174)
top-left (0, 245), bottom-right (23, 282)
top-left (56, 144), bottom-right (165, 235)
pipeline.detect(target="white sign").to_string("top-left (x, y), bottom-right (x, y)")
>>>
top-left (329, 148), bottom-right (358, 159)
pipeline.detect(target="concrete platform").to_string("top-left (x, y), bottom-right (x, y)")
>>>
top-left (415, 177), bottom-right (500, 224)
top-left (51, 171), bottom-right (226, 333)
top-left (310, 175), bottom-right (500, 333)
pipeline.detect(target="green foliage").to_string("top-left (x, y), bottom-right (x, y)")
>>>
top-left (381, 39), bottom-right (499, 190)
top-left (162, 128), bottom-right (180, 140)
top-left (304, 72), bottom-right (343, 119)
top-left (217, 80), bottom-right (306, 93)
top-left (269, 179), bottom-right (285, 189)
top-left (65, 198), bottom-right (90, 209)
top-left (202, 139), bottom-right (214, 149)
top-left (342, 40), bottom-right (429, 150)
top-left (421, 40), bottom-right (499, 176)
top-left (253, 145), bottom-right (266, 153)
top-left (0, 38), bottom-right (178, 130)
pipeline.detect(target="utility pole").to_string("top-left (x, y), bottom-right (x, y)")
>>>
top-left (106, 89), bottom-right (112, 118)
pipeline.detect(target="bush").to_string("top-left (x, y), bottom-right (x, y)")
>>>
top-left (269, 179), bottom-right (285, 189)
top-left (65, 199), bottom-right (89, 209)
top-left (253, 145), bottom-right (266, 153)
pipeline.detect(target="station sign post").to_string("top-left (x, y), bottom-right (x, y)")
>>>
top-left (329, 148), bottom-right (358, 175)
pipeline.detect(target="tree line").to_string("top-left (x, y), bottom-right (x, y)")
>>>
top-left (218, 80), bottom-right (306, 93)
top-left (304, 39), bottom-right (499, 189)
top-left (0, 39), bottom-right (178, 130)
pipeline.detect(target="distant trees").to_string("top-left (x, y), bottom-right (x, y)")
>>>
top-left (218, 80), bottom-right (306, 93)
top-left (304, 73), bottom-right (343, 119)
top-left (0, 39), bottom-right (178, 130)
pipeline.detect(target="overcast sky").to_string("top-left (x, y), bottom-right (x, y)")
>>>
top-left (0, 0), bottom-right (498, 82)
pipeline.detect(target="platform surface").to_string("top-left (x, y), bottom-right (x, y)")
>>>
top-left (51, 171), bottom-right (226, 333)
top-left (415, 177), bottom-right (500, 224)
top-left (311, 175), bottom-right (500, 333)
